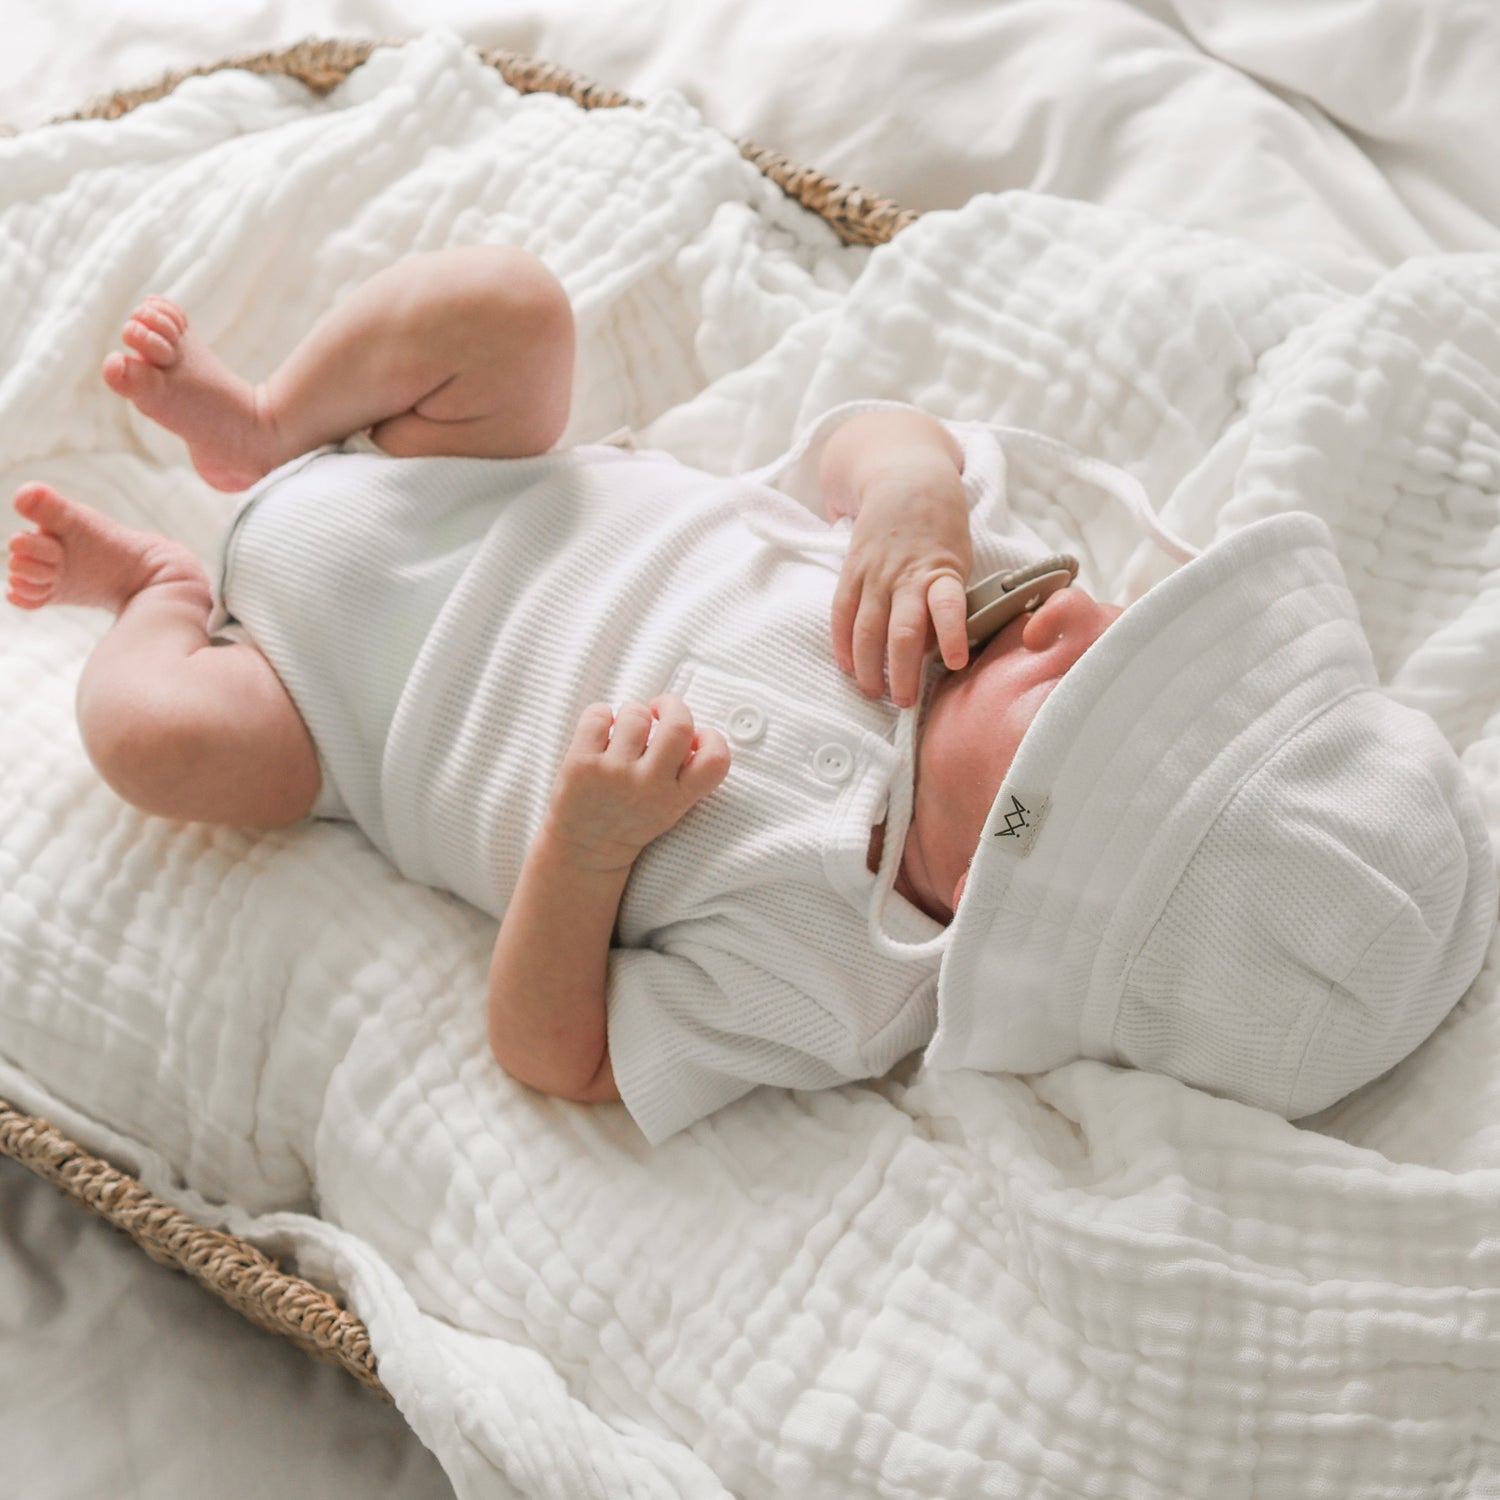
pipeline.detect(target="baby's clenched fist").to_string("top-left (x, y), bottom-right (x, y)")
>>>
top-left (544, 694), bottom-right (731, 873)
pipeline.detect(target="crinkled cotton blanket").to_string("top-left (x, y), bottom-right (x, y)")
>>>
top-left (3, 31), bottom-right (1500, 1500)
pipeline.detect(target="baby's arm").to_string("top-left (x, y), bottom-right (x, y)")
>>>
top-left (818, 409), bottom-right (971, 707)
top-left (487, 695), bottom-right (730, 1104)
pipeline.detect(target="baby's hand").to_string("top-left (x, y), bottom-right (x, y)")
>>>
top-left (544, 695), bottom-right (731, 874)
top-left (831, 468), bottom-right (973, 707)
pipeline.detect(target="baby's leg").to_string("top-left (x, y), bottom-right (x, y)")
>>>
top-left (7, 483), bottom-right (320, 826)
top-left (103, 246), bottom-right (575, 490)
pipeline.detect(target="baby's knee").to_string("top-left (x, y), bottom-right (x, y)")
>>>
top-left (400, 245), bottom-right (574, 358)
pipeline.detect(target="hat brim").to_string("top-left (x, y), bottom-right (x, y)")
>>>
top-left (927, 510), bottom-right (1375, 1075)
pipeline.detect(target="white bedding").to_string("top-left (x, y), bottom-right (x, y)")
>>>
top-left (3, 8), bottom-right (1500, 1499)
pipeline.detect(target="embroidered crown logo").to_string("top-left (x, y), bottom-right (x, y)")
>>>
top-left (995, 794), bottom-right (1032, 839)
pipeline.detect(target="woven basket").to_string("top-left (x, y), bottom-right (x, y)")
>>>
top-left (0, 36), bottom-right (917, 1403)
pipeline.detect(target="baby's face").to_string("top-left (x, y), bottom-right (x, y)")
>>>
top-left (899, 585), bottom-right (1123, 922)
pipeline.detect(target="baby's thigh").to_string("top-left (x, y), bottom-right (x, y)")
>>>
top-left (95, 638), bottom-right (322, 828)
top-left (373, 246), bottom-right (575, 459)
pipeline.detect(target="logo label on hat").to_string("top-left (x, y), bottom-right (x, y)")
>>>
top-left (989, 786), bottom-right (1048, 857)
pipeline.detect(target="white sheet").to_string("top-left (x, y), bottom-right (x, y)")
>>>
top-left (2, 8), bottom-right (1497, 1500)
top-left (8, 0), bottom-right (1500, 285)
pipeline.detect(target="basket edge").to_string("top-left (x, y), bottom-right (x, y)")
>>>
top-left (0, 1097), bottom-right (391, 1400)
top-left (8, 34), bottom-right (918, 246)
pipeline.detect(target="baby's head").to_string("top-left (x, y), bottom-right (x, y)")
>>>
top-left (913, 514), bottom-right (1497, 1119)
top-left (902, 584), bottom-right (1121, 923)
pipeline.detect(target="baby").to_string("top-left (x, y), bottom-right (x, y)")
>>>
top-left (9, 246), bottom-right (1495, 1142)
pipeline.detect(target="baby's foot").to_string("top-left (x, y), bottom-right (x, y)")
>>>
top-left (6, 482), bottom-right (208, 615)
top-left (102, 297), bottom-right (286, 491)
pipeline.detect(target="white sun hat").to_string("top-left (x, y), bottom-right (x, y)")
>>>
top-left (926, 508), bottom-right (1497, 1117)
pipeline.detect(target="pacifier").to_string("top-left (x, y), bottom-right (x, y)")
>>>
top-left (964, 554), bottom-right (1080, 649)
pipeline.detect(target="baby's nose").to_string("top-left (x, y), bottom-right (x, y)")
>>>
top-left (1021, 586), bottom-right (1098, 650)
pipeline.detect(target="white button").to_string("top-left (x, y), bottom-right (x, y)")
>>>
top-left (728, 704), bottom-right (766, 745)
top-left (812, 742), bottom-right (854, 783)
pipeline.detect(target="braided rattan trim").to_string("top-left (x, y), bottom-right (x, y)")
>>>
top-left (0, 1098), bottom-right (389, 1400)
top-left (45, 35), bottom-right (919, 247)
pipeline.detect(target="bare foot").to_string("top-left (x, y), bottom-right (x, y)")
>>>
top-left (6, 482), bottom-right (209, 615)
top-left (102, 297), bottom-right (288, 491)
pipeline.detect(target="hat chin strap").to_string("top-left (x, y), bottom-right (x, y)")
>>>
top-left (866, 677), bottom-right (950, 961)
top-left (865, 424), bottom-right (1198, 963)
top-left (988, 426), bottom-right (1201, 566)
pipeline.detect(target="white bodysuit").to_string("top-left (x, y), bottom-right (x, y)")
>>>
top-left (214, 402), bottom-right (1053, 1142)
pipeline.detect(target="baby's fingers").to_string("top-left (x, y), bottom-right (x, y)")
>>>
top-left (885, 589), bottom-right (931, 709)
top-left (679, 725), bottom-right (731, 800)
top-left (928, 573), bottom-right (970, 672)
top-left (644, 694), bottom-right (696, 768)
top-left (606, 701), bottom-right (655, 759)
top-left (569, 702), bottom-right (616, 756)
top-left (851, 592), bottom-right (893, 699)
top-left (830, 568), bottom-right (862, 675)
top-left (647, 694), bottom-right (731, 799)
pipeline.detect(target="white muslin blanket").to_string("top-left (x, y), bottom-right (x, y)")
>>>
top-left (3, 32), bottom-right (1500, 1500)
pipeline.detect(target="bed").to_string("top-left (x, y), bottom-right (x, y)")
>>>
top-left (3, 6), bottom-right (1499, 1498)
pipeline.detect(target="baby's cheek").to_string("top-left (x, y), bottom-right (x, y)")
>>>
top-left (908, 795), bottom-right (974, 920)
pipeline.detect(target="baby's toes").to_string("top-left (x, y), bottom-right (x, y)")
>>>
top-left (101, 348), bottom-right (161, 399)
top-left (9, 530), bottom-right (64, 575)
top-left (6, 571), bottom-right (54, 606)
top-left (8, 533), bottom-right (60, 585)
top-left (6, 536), bottom-right (59, 605)
top-left (139, 295), bottom-right (188, 336)
top-left (121, 307), bottom-right (184, 367)
top-left (5, 576), bottom-right (48, 607)
top-left (12, 482), bottom-right (74, 534)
